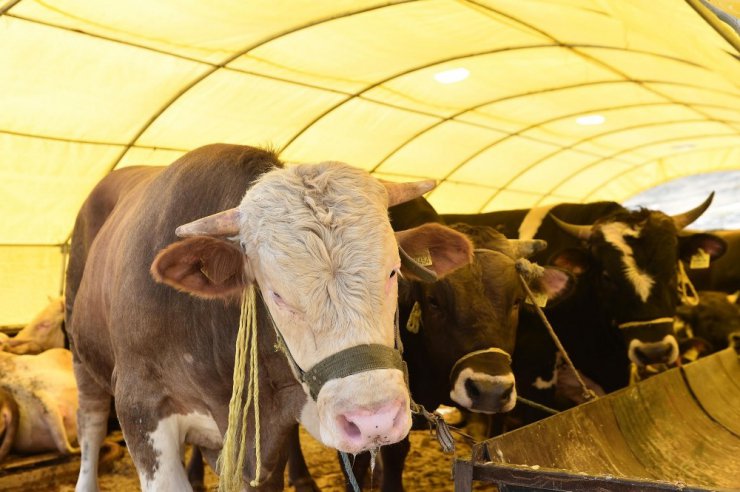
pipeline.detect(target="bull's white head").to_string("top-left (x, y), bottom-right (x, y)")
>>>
top-left (151, 162), bottom-right (473, 454)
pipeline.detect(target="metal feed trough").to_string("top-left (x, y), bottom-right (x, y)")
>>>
top-left (454, 347), bottom-right (740, 491)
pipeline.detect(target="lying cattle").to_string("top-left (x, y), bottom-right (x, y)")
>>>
top-left (0, 297), bottom-right (65, 355)
top-left (685, 229), bottom-right (738, 293)
top-left (0, 348), bottom-right (79, 462)
top-left (443, 196), bottom-right (724, 408)
top-left (66, 144), bottom-right (476, 491)
top-left (283, 207), bottom-right (575, 491)
top-left (676, 291), bottom-right (740, 361)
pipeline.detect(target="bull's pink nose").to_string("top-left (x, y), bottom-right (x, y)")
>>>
top-left (336, 399), bottom-right (408, 450)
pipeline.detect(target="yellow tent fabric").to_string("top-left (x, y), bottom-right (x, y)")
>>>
top-left (1, 0), bottom-right (739, 326)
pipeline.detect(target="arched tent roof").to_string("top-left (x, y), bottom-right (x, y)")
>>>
top-left (1, 0), bottom-right (739, 326)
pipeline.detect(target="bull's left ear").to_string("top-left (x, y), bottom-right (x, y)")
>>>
top-left (678, 232), bottom-right (726, 262)
top-left (530, 267), bottom-right (576, 306)
top-left (151, 236), bottom-right (250, 299)
top-left (395, 223), bottom-right (473, 281)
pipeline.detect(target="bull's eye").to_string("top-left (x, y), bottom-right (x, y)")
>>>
top-left (270, 291), bottom-right (286, 307)
top-left (389, 270), bottom-right (397, 279)
top-left (427, 295), bottom-right (440, 309)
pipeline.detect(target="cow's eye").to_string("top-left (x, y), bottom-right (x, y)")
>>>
top-left (271, 291), bottom-right (286, 307)
top-left (427, 295), bottom-right (440, 309)
top-left (389, 270), bottom-right (397, 279)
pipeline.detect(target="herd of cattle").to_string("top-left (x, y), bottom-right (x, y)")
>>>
top-left (0, 144), bottom-right (738, 491)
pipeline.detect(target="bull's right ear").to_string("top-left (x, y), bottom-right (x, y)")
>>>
top-left (395, 223), bottom-right (473, 281)
top-left (151, 237), bottom-right (249, 299)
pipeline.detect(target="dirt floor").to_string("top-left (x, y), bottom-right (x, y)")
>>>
top-left (35, 427), bottom-right (493, 491)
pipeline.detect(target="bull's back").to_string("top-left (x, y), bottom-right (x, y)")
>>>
top-left (65, 166), bottom-right (162, 321)
top-left (68, 144), bottom-right (281, 392)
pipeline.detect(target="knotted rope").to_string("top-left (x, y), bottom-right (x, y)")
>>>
top-left (218, 284), bottom-right (262, 491)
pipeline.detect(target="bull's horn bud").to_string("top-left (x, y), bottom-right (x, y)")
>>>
top-left (175, 208), bottom-right (240, 238)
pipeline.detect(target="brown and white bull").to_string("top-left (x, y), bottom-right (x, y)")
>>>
top-left (65, 144), bottom-right (474, 491)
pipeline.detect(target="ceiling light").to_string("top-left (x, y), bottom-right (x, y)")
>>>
top-left (576, 114), bottom-right (605, 126)
top-left (434, 68), bottom-right (469, 84)
top-left (671, 143), bottom-right (696, 151)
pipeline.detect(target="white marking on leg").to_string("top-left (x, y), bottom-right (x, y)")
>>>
top-left (600, 222), bottom-right (654, 302)
top-left (75, 410), bottom-right (108, 492)
top-left (138, 411), bottom-right (221, 492)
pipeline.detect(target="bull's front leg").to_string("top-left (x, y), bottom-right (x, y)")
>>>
top-left (379, 436), bottom-right (411, 492)
top-left (286, 424), bottom-right (321, 492)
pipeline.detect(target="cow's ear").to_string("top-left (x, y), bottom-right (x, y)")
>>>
top-left (151, 237), bottom-right (250, 299)
top-left (395, 223), bottom-right (473, 280)
top-left (548, 248), bottom-right (590, 276)
top-left (529, 267), bottom-right (576, 306)
top-left (679, 232), bottom-right (726, 261)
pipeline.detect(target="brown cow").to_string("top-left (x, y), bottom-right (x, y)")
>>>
top-left (66, 144), bottom-right (474, 491)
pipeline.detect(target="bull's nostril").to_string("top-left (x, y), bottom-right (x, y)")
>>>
top-left (500, 384), bottom-right (513, 403)
top-left (338, 415), bottom-right (362, 440)
top-left (465, 378), bottom-right (480, 399)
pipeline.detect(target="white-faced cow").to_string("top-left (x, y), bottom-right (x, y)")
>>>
top-left (443, 196), bottom-right (724, 410)
top-left (282, 200), bottom-right (574, 492)
top-left (65, 144), bottom-right (476, 491)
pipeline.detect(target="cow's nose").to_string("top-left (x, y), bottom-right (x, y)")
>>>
top-left (634, 341), bottom-right (674, 365)
top-left (464, 377), bottom-right (515, 412)
top-left (336, 399), bottom-right (408, 451)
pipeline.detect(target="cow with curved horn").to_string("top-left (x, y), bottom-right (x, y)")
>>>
top-left (65, 144), bottom-right (477, 491)
top-left (443, 193), bottom-right (725, 419)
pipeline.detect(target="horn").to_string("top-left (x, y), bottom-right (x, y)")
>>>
top-left (549, 214), bottom-right (594, 240)
top-left (175, 208), bottom-right (240, 238)
top-left (727, 291), bottom-right (739, 305)
top-left (509, 239), bottom-right (547, 259)
top-left (382, 180), bottom-right (436, 207)
top-left (670, 192), bottom-right (714, 230)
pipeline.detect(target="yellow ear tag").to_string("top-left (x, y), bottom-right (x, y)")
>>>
top-left (525, 291), bottom-right (548, 308)
top-left (413, 249), bottom-right (433, 267)
top-left (689, 248), bottom-right (710, 269)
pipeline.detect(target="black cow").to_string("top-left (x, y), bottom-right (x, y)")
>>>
top-left (684, 229), bottom-right (738, 293)
top-left (443, 196), bottom-right (724, 410)
top-left (676, 291), bottom-right (740, 361)
top-left (282, 200), bottom-right (575, 492)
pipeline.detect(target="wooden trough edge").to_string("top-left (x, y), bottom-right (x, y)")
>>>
top-left (452, 460), bottom-right (727, 492)
top-left (452, 347), bottom-right (740, 492)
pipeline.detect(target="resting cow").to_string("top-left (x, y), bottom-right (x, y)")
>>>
top-left (0, 348), bottom-right (79, 462)
top-left (0, 297), bottom-right (65, 355)
top-left (283, 203), bottom-right (574, 491)
top-left (443, 196), bottom-right (724, 411)
top-left (65, 144), bottom-right (475, 491)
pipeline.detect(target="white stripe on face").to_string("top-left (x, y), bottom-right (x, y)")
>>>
top-left (599, 222), bottom-right (655, 302)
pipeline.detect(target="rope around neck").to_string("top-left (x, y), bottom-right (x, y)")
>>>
top-left (518, 273), bottom-right (598, 402)
top-left (218, 284), bottom-right (262, 491)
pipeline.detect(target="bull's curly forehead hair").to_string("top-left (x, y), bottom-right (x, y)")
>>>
top-left (236, 161), bottom-right (394, 326)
